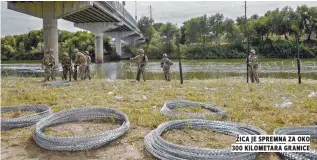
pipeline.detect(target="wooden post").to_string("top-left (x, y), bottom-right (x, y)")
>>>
top-left (69, 46), bottom-right (72, 82)
top-left (176, 32), bottom-right (183, 84)
top-left (245, 1), bottom-right (249, 83)
top-left (297, 38), bottom-right (301, 84)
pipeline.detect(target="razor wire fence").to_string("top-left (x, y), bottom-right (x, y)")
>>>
top-left (1, 59), bottom-right (317, 81)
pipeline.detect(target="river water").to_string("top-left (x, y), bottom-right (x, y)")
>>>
top-left (1, 59), bottom-right (317, 80)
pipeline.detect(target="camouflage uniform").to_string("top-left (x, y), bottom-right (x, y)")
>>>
top-left (42, 49), bottom-right (55, 81)
top-left (61, 52), bottom-right (72, 80)
top-left (130, 49), bottom-right (148, 81)
top-left (161, 53), bottom-right (173, 81)
top-left (84, 51), bottom-right (91, 80)
top-left (73, 49), bottom-right (87, 80)
top-left (246, 50), bottom-right (260, 84)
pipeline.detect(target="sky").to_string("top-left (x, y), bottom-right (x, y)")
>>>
top-left (1, 1), bottom-right (317, 37)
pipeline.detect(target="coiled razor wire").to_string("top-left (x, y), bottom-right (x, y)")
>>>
top-left (33, 107), bottom-right (130, 151)
top-left (1, 104), bottom-right (52, 130)
top-left (144, 119), bottom-right (266, 160)
top-left (274, 126), bottom-right (317, 160)
top-left (160, 100), bottom-right (227, 119)
top-left (42, 81), bottom-right (72, 87)
top-left (2, 60), bottom-right (317, 80)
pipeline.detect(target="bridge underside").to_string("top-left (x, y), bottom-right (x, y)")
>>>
top-left (63, 6), bottom-right (118, 23)
top-left (8, 1), bottom-right (143, 63)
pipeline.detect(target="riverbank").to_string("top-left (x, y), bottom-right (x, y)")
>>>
top-left (1, 77), bottom-right (317, 159)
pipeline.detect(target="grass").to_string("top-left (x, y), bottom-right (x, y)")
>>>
top-left (1, 109), bottom-right (37, 118)
top-left (43, 118), bottom-right (120, 137)
top-left (162, 129), bottom-right (236, 148)
top-left (1, 77), bottom-right (316, 132)
top-left (1, 76), bottom-right (317, 159)
top-left (174, 106), bottom-right (210, 113)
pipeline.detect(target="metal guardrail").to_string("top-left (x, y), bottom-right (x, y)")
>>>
top-left (105, 1), bottom-right (139, 30)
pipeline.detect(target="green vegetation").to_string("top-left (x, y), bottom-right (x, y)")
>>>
top-left (1, 30), bottom-right (116, 62)
top-left (137, 4), bottom-right (317, 59)
top-left (1, 5), bottom-right (316, 61)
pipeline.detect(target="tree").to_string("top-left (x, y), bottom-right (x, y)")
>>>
top-left (209, 13), bottom-right (224, 45)
top-left (250, 16), bottom-right (270, 42)
top-left (222, 18), bottom-right (235, 42)
top-left (183, 17), bottom-right (201, 44)
top-left (183, 15), bottom-right (209, 46)
top-left (153, 23), bottom-right (164, 31)
top-left (250, 14), bottom-right (259, 20)
top-left (297, 5), bottom-right (317, 41)
top-left (138, 16), bottom-right (155, 52)
top-left (199, 14), bottom-right (209, 46)
top-left (277, 6), bottom-right (294, 40)
top-left (159, 22), bottom-right (178, 53)
top-left (1, 36), bottom-right (16, 60)
top-left (24, 30), bottom-right (43, 51)
top-left (180, 26), bottom-right (186, 44)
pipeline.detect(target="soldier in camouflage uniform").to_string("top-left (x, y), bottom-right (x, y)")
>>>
top-left (84, 51), bottom-right (91, 80)
top-left (61, 52), bottom-right (72, 80)
top-left (161, 53), bottom-right (173, 81)
top-left (73, 49), bottom-right (87, 80)
top-left (130, 49), bottom-right (148, 81)
top-left (246, 49), bottom-right (260, 84)
top-left (42, 49), bottom-right (55, 81)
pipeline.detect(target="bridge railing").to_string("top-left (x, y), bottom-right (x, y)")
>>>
top-left (105, 1), bottom-right (138, 29)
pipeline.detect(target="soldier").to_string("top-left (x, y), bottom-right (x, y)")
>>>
top-left (42, 49), bottom-right (55, 81)
top-left (73, 49), bottom-right (87, 80)
top-left (61, 52), bottom-right (72, 80)
top-left (130, 49), bottom-right (148, 81)
top-left (161, 53), bottom-right (173, 81)
top-left (84, 51), bottom-right (91, 80)
top-left (246, 49), bottom-right (260, 84)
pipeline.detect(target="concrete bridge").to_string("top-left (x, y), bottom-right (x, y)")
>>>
top-left (7, 1), bottom-right (144, 64)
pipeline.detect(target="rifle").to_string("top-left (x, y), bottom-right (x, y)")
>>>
top-left (73, 55), bottom-right (78, 81)
top-left (51, 63), bottom-right (56, 81)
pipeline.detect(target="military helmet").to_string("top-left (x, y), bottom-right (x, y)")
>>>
top-left (163, 53), bottom-right (167, 57)
top-left (138, 49), bottom-right (144, 54)
top-left (84, 51), bottom-right (89, 55)
top-left (250, 49), bottom-right (256, 54)
top-left (63, 52), bottom-right (68, 57)
top-left (73, 48), bottom-right (79, 53)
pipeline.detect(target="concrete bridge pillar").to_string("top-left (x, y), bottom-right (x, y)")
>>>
top-left (74, 22), bottom-right (120, 63)
top-left (116, 32), bottom-right (122, 56)
top-left (95, 32), bottom-right (104, 63)
top-left (43, 2), bottom-right (59, 67)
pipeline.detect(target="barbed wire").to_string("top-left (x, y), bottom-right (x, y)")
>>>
top-left (1, 60), bottom-right (316, 83)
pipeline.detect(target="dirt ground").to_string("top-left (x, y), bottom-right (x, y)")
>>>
top-left (162, 128), bottom-right (236, 148)
top-left (162, 129), bottom-right (281, 160)
top-left (1, 123), bottom-right (155, 160)
top-left (1, 122), bottom-right (281, 160)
